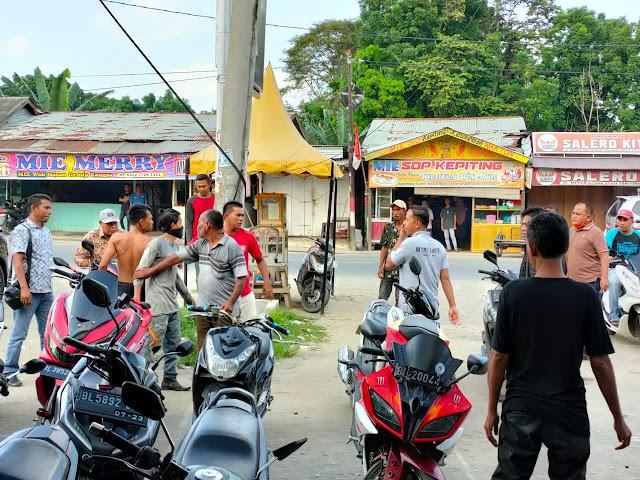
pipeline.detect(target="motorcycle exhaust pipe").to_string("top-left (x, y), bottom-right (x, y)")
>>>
top-left (337, 346), bottom-right (355, 391)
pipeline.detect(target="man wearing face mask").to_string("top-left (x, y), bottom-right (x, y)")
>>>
top-left (134, 209), bottom-right (195, 391)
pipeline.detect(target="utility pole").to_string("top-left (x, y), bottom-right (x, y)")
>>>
top-left (347, 51), bottom-right (356, 250)
top-left (214, 0), bottom-right (259, 210)
top-left (215, 0), bottom-right (231, 158)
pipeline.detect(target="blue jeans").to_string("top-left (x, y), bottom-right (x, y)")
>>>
top-left (4, 292), bottom-right (53, 375)
top-left (140, 311), bottom-right (181, 379)
top-left (608, 269), bottom-right (623, 321)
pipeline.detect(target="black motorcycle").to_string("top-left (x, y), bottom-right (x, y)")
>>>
top-left (479, 250), bottom-right (518, 357)
top-left (77, 381), bottom-right (307, 480)
top-left (46, 276), bottom-right (193, 479)
top-left (188, 305), bottom-right (289, 418)
top-left (0, 198), bottom-right (28, 234)
top-left (295, 237), bottom-right (334, 313)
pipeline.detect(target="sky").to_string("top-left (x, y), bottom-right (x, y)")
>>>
top-left (0, 0), bottom-right (638, 112)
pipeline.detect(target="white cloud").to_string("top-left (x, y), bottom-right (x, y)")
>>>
top-left (0, 35), bottom-right (30, 57)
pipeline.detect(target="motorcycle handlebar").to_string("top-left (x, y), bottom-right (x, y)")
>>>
top-left (265, 319), bottom-right (290, 336)
top-left (52, 268), bottom-right (81, 281)
top-left (478, 269), bottom-right (493, 275)
top-left (393, 283), bottom-right (410, 294)
top-left (63, 337), bottom-right (107, 356)
top-left (187, 305), bottom-right (215, 313)
top-left (89, 423), bottom-right (142, 460)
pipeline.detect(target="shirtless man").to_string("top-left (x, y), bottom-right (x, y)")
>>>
top-left (99, 204), bottom-right (154, 297)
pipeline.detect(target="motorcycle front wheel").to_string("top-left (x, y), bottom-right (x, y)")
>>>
top-left (300, 278), bottom-right (330, 313)
top-left (364, 460), bottom-right (435, 480)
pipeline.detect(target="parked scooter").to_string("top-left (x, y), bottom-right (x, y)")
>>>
top-left (46, 277), bottom-right (193, 479)
top-left (602, 255), bottom-right (640, 340)
top-left (75, 380), bottom-right (307, 480)
top-left (295, 237), bottom-right (334, 312)
top-left (338, 258), bottom-right (487, 478)
top-left (478, 250), bottom-right (518, 357)
top-left (36, 255), bottom-right (150, 418)
top-left (188, 305), bottom-right (290, 418)
top-left (0, 198), bottom-right (27, 234)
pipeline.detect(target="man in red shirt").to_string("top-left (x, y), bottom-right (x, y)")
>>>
top-left (223, 201), bottom-right (274, 321)
top-left (185, 174), bottom-right (215, 283)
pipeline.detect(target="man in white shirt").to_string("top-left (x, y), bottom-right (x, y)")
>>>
top-left (386, 206), bottom-right (459, 324)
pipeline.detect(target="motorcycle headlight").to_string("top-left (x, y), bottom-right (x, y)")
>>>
top-left (369, 389), bottom-right (401, 433)
top-left (309, 253), bottom-right (325, 272)
top-left (417, 412), bottom-right (464, 439)
top-left (205, 335), bottom-right (256, 381)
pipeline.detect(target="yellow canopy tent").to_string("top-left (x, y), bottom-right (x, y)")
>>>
top-left (189, 63), bottom-right (342, 179)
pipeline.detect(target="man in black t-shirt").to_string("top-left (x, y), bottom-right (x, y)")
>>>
top-left (485, 212), bottom-right (631, 480)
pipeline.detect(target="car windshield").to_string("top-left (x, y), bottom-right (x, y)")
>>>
top-left (68, 270), bottom-right (121, 340)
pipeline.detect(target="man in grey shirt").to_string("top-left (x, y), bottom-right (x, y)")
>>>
top-left (134, 209), bottom-right (194, 391)
top-left (386, 206), bottom-right (459, 324)
top-left (5, 194), bottom-right (53, 386)
top-left (134, 209), bottom-right (247, 350)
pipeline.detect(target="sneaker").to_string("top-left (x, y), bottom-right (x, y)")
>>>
top-left (161, 378), bottom-right (190, 391)
top-left (7, 376), bottom-right (22, 387)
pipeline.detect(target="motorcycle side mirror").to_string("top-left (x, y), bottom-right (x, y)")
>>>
top-left (81, 239), bottom-right (95, 256)
top-left (274, 438), bottom-right (307, 460)
top-left (20, 359), bottom-right (46, 375)
top-left (82, 278), bottom-right (112, 308)
top-left (3, 201), bottom-right (9, 207)
top-left (483, 250), bottom-right (499, 267)
top-left (121, 381), bottom-right (166, 420)
top-left (467, 353), bottom-right (489, 375)
top-left (53, 257), bottom-right (70, 268)
top-left (174, 340), bottom-right (195, 357)
top-left (409, 257), bottom-right (422, 276)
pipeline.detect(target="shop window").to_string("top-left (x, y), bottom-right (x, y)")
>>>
top-left (375, 188), bottom-right (392, 219)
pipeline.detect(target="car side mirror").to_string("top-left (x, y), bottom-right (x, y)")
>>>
top-left (20, 359), bottom-right (46, 375)
top-left (121, 382), bottom-right (166, 420)
top-left (53, 257), bottom-right (70, 268)
top-left (82, 278), bottom-right (112, 308)
top-left (467, 353), bottom-right (489, 375)
top-left (483, 250), bottom-right (499, 267)
top-left (409, 257), bottom-right (422, 276)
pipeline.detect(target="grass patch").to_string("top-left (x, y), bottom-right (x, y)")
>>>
top-left (178, 306), bottom-right (326, 366)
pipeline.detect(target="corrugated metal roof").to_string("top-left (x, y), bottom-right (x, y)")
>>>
top-left (0, 111), bottom-right (216, 142)
top-left (0, 139), bottom-right (213, 155)
top-left (0, 97), bottom-right (42, 127)
top-left (532, 156), bottom-right (640, 170)
top-left (363, 116), bottom-right (527, 149)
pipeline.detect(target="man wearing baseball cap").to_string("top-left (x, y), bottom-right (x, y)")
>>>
top-left (74, 208), bottom-right (123, 267)
top-left (377, 199), bottom-right (407, 304)
top-left (605, 208), bottom-right (640, 326)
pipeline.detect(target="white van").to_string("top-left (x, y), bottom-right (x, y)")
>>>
top-left (606, 196), bottom-right (640, 232)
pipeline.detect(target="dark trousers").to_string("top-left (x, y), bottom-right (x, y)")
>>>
top-left (196, 314), bottom-right (234, 351)
top-left (378, 276), bottom-right (399, 305)
top-left (119, 208), bottom-right (129, 230)
top-left (586, 278), bottom-right (601, 296)
top-left (492, 411), bottom-right (590, 480)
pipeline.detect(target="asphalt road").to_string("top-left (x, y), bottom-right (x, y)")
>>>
top-left (1, 240), bottom-right (637, 479)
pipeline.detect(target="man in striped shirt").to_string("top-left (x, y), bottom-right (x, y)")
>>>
top-left (134, 209), bottom-right (247, 350)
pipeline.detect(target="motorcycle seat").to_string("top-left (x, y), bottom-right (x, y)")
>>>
top-left (0, 438), bottom-right (70, 480)
top-left (399, 315), bottom-right (439, 340)
top-left (175, 405), bottom-right (261, 478)
top-left (245, 327), bottom-right (271, 361)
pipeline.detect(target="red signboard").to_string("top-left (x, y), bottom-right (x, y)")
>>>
top-left (533, 168), bottom-right (640, 186)
top-left (533, 132), bottom-right (640, 155)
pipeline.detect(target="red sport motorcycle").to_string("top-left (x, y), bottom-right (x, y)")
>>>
top-left (35, 247), bottom-right (152, 421)
top-left (338, 258), bottom-right (488, 479)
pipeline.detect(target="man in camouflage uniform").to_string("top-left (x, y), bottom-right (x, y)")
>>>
top-left (377, 200), bottom-right (407, 304)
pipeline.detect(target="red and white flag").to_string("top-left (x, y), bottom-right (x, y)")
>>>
top-left (353, 123), bottom-right (362, 170)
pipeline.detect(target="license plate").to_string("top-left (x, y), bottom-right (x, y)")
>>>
top-left (41, 364), bottom-right (71, 381)
top-left (394, 363), bottom-right (438, 387)
top-left (73, 387), bottom-right (147, 427)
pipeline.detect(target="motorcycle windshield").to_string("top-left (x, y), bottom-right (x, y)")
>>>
top-left (629, 256), bottom-right (640, 274)
top-left (68, 270), bottom-right (121, 340)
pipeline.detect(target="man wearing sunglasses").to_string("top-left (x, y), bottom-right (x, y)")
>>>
top-left (605, 209), bottom-right (640, 327)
